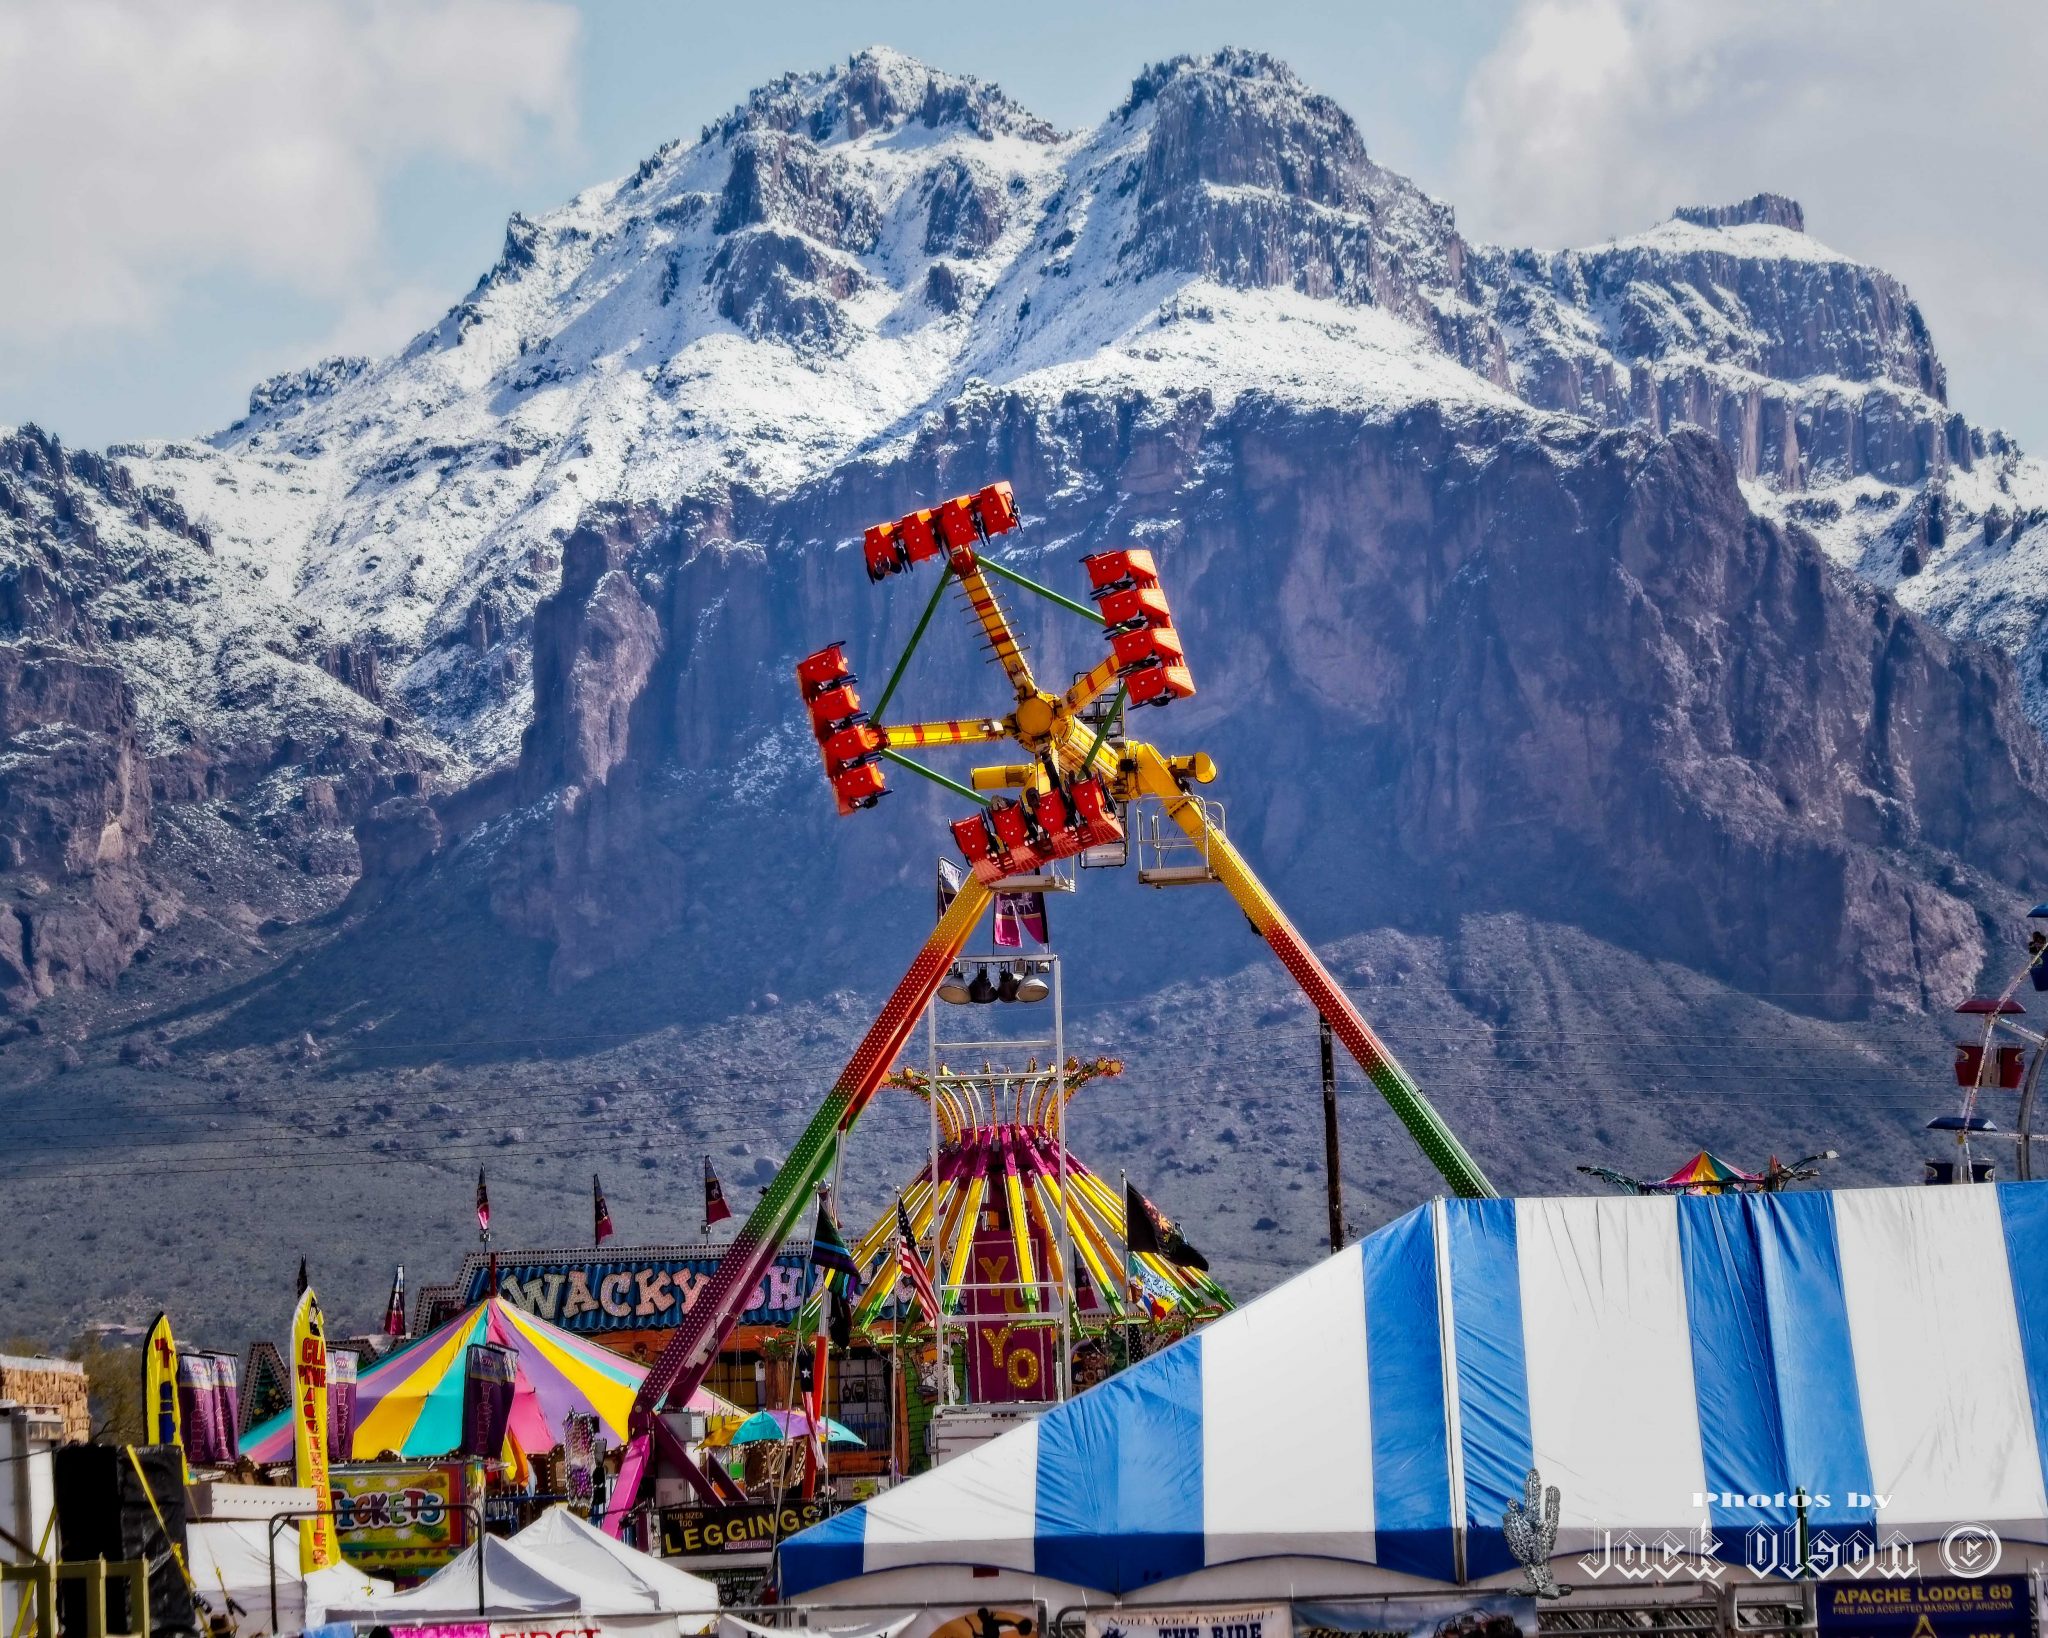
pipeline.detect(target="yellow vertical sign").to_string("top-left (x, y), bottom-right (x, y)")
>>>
top-left (291, 1290), bottom-right (338, 1572)
top-left (142, 1313), bottom-right (183, 1463)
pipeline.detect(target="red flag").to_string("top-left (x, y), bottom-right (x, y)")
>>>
top-left (895, 1196), bottom-right (939, 1324)
top-left (801, 1336), bottom-right (829, 1499)
top-left (593, 1174), bottom-right (614, 1245)
top-left (382, 1265), bottom-right (406, 1338)
top-left (702, 1156), bottom-right (732, 1231)
top-left (475, 1168), bottom-right (491, 1240)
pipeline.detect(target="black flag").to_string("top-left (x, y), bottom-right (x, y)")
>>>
top-left (295, 1256), bottom-right (309, 1297)
top-left (1125, 1181), bottom-right (1209, 1271)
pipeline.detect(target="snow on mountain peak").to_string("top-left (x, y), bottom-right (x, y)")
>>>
top-left (701, 46), bottom-right (1060, 150)
top-left (115, 46), bottom-right (2043, 778)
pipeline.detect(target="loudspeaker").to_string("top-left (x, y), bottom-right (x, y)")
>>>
top-left (52, 1444), bottom-right (197, 1638)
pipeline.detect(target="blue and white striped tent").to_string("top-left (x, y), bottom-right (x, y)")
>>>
top-left (783, 1184), bottom-right (2048, 1601)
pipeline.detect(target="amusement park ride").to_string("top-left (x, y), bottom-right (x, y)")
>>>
top-left (626, 479), bottom-right (1497, 1489)
top-left (1938, 905), bottom-right (2048, 1183)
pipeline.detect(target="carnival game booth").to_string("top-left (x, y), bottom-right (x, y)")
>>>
top-left (781, 1182), bottom-right (2048, 1619)
top-left (322, 1504), bottom-right (719, 1635)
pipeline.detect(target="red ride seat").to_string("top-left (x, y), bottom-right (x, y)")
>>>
top-left (807, 684), bottom-right (864, 739)
top-left (796, 644), bottom-right (854, 699)
top-left (898, 509), bottom-right (941, 566)
top-left (864, 522), bottom-right (905, 580)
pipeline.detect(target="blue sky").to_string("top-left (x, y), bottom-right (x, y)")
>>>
top-left (2, 0), bottom-right (2043, 451)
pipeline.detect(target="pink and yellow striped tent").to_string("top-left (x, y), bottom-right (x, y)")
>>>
top-left (245, 1297), bottom-right (731, 1463)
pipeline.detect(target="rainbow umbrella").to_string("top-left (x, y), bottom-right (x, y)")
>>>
top-left (1653, 1151), bottom-right (1762, 1195)
top-left (243, 1297), bottom-right (719, 1463)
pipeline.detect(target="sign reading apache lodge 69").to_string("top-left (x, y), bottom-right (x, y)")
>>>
top-left (1816, 1578), bottom-right (2034, 1638)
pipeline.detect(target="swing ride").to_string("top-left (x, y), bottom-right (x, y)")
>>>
top-left (628, 478), bottom-right (1497, 1469)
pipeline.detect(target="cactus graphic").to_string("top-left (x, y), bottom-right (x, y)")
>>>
top-left (1503, 1466), bottom-right (1570, 1598)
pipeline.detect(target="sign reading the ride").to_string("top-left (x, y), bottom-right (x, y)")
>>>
top-left (331, 1458), bottom-right (484, 1574)
top-left (1817, 1578), bottom-right (2033, 1638)
top-left (1085, 1606), bottom-right (1293, 1638)
top-left (658, 1500), bottom-right (831, 1560)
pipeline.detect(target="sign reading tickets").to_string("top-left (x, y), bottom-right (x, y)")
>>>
top-left (659, 1500), bottom-right (831, 1559)
top-left (1085, 1607), bottom-right (1292, 1638)
top-left (331, 1459), bottom-right (484, 1575)
top-left (1818, 1578), bottom-right (2034, 1638)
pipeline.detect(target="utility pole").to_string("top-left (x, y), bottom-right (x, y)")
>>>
top-left (1320, 1015), bottom-right (1345, 1252)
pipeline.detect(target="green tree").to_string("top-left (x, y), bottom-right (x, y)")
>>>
top-left (70, 1332), bottom-right (144, 1445)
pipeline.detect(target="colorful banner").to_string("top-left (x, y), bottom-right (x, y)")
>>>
top-left (1085, 1608), bottom-right (1292, 1638)
top-left (460, 1342), bottom-right (517, 1459)
top-left (1816, 1578), bottom-right (2032, 1638)
top-left (143, 1313), bottom-right (183, 1466)
top-left (331, 1458), bottom-right (483, 1575)
top-left (205, 1352), bottom-right (241, 1462)
top-left (658, 1500), bottom-right (831, 1558)
top-left (176, 1352), bottom-right (225, 1465)
top-left (292, 1289), bottom-right (338, 1572)
top-left (328, 1346), bottom-right (360, 1461)
top-left (462, 1248), bottom-right (817, 1334)
top-left (965, 1190), bottom-right (1055, 1402)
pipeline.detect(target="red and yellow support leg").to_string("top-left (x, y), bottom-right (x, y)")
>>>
top-left (629, 873), bottom-right (995, 1432)
top-left (1128, 744), bottom-right (1498, 1200)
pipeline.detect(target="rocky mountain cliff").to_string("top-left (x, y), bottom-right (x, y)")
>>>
top-left (4, 47), bottom-right (2047, 1337)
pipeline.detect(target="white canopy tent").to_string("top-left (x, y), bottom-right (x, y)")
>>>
top-left (185, 1518), bottom-right (390, 1634)
top-left (321, 1506), bottom-right (717, 1635)
top-left (514, 1505), bottom-right (722, 1617)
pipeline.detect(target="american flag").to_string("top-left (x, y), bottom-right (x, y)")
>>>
top-left (895, 1195), bottom-right (940, 1324)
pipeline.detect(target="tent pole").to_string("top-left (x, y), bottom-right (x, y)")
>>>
top-left (1120, 1167), bottom-right (1132, 1373)
top-left (1321, 1015), bottom-right (1346, 1252)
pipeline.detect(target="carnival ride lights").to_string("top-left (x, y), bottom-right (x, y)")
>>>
top-left (628, 478), bottom-right (1498, 1468)
top-left (937, 959), bottom-right (1051, 1005)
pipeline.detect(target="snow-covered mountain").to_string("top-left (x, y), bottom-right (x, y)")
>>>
top-left (16, 45), bottom-right (2048, 1345)
top-left (114, 47), bottom-right (1528, 771)
top-left (115, 53), bottom-right (2048, 782)
top-left (7, 45), bottom-right (2048, 1029)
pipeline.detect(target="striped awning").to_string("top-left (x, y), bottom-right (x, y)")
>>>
top-left (784, 1182), bottom-right (2048, 1595)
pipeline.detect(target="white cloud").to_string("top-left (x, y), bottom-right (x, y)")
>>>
top-left (1452, 0), bottom-right (2048, 444)
top-left (0, 0), bottom-right (580, 345)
